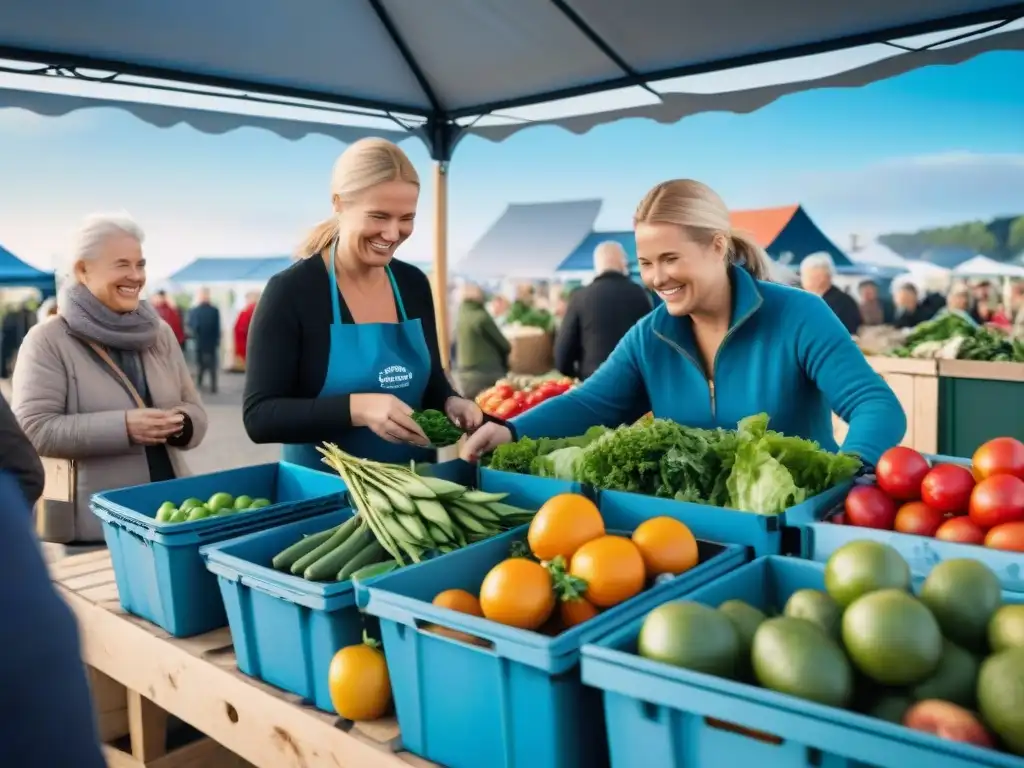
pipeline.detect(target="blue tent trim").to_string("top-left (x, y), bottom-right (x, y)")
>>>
top-left (767, 207), bottom-right (852, 268)
top-left (556, 231), bottom-right (636, 272)
top-left (0, 243), bottom-right (56, 296)
top-left (169, 256), bottom-right (292, 284)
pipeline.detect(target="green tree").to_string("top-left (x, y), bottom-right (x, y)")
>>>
top-left (1008, 216), bottom-right (1024, 257)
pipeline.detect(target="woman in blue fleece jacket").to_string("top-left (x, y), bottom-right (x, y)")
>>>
top-left (462, 179), bottom-right (905, 466)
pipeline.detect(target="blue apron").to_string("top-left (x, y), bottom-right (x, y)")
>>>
top-left (281, 241), bottom-right (434, 469)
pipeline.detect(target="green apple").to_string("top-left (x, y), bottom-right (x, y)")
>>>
top-left (234, 495), bottom-right (253, 510)
top-left (170, 508), bottom-right (191, 523)
top-left (188, 504), bottom-right (213, 521)
top-left (179, 497), bottom-right (203, 512)
top-left (156, 502), bottom-right (177, 522)
top-left (248, 498), bottom-right (271, 510)
top-left (207, 492), bottom-right (234, 513)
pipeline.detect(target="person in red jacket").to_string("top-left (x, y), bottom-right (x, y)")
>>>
top-left (233, 291), bottom-right (259, 367)
top-left (151, 290), bottom-right (185, 349)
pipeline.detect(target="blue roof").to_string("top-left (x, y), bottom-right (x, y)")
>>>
top-left (557, 231), bottom-right (636, 272)
top-left (0, 243), bottom-right (56, 293)
top-left (169, 256), bottom-right (292, 284)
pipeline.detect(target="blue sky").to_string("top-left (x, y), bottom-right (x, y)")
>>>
top-left (1, 50), bottom-right (1023, 278)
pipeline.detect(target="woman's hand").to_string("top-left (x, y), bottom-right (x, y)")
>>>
top-left (351, 394), bottom-right (429, 446)
top-left (126, 409), bottom-right (185, 446)
top-left (445, 396), bottom-right (483, 432)
top-left (460, 422), bottom-right (513, 462)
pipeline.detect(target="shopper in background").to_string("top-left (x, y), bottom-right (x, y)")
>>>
top-left (188, 287), bottom-right (221, 394)
top-left (243, 138), bottom-right (484, 469)
top-left (489, 293), bottom-right (510, 327)
top-left (940, 283), bottom-right (980, 326)
top-left (234, 291), bottom-right (259, 368)
top-left (0, 392), bottom-right (44, 507)
top-left (0, 470), bottom-right (106, 768)
top-left (855, 279), bottom-right (893, 327)
top-left (555, 241), bottom-right (652, 380)
top-left (13, 212), bottom-right (207, 544)
top-left (800, 253), bottom-right (862, 335)
top-left (970, 280), bottom-right (994, 325)
top-left (892, 281), bottom-right (938, 329)
top-left (454, 283), bottom-right (511, 400)
top-left (151, 290), bottom-right (185, 349)
top-left (464, 179), bottom-right (904, 467)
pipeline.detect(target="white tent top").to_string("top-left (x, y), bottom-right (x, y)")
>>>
top-left (904, 259), bottom-right (953, 276)
top-left (953, 254), bottom-right (1024, 277)
top-left (849, 241), bottom-right (909, 268)
top-left (2, 3), bottom-right (1023, 156)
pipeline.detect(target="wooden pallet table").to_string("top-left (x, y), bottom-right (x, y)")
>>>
top-left (50, 550), bottom-right (436, 768)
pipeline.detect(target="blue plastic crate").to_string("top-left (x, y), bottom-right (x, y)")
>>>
top-left (582, 557), bottom-right (1024, 768)
top-left (479, 465), bottom-right (586, 508)
top-left (356, 511), bottom-right (747, 768)
top-left (91, 462), bottom-right (347, 637)
top-left (200, 509), bottom-right (381, 712)
top-left (597, 481), bottom-right (850, 557)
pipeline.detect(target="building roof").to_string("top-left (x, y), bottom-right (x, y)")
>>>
top-left (730, 205), bottom-right (801, 247)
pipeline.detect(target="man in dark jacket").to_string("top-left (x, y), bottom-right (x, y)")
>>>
top-left (0, 392), bottom-right (44, 507)
top-left (187, 287), bottom-right (221, 394)
top-left (893, 282), bottom-right (941, 329)
top-left (0, 470), bottom-right (106, 768)
top-left (555, 241), bottom-right (652, 380)
top-left (800, 253), bottom-right (862, 335)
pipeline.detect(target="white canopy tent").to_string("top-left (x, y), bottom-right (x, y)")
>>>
top-left (953, 254), bottom-right (1024, 277)
top-left (3, 1), bottom-right (1023, 359)
top-left (849, 242), bottom-right (909, 268)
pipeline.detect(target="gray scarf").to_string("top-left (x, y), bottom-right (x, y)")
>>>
top-left (60, 282), bottom-right (161, 351)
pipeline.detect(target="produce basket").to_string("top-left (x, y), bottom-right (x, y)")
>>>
top-left (200, 508), bottom-right (377, 712)
top-left (356, 516), bottom-right (747, 768)
top-left (91, 462), bottom-right (347, 637)
top-left (582, 556), bottom-right (1024, 768)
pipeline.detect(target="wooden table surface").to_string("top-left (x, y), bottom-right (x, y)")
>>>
top-left (51, 549), bottom-right (436, 768)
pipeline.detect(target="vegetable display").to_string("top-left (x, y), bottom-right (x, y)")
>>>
top-left (634, 542), bottom-right (1024, 757)
top-left (155, 492), bottom-right (271, 523)
top-left (486, 413), bottom-right (861, 516)
top-left (411, 409), bottom-right (464, 447)
top-left (889, 314), bottom-right (1024, 362)
top-left (475, 377), bottom-right (575, 420)
top-left (836, 438), bottom-right (1024, 552)
top-left (505, 302), bottom-right (554, 332)
top-left (269, 445), bottom-right (536, 581)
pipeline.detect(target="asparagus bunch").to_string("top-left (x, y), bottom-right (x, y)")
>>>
top-left (318, 443), bottom-right (535, 566)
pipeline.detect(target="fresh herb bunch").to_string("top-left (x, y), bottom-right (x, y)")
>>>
top-left (412, 409), bottom-right (464, 447)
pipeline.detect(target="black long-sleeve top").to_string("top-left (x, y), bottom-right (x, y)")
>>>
top-left (243, 256), bottom-right (456, 445)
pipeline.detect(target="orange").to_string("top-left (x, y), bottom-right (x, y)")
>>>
top-left (528, 493), bottom-right (605, 562)
top-left (570, 535), bottom-right (646, 608)
top-left (433, 588), bottom-right (484, 617)
top-left (560, 596), bottom-right (600, 629)
top-left (479, 558), bottom-right (556, 630)
top-left (631, 517), bottom-right (699, 576)
top-left (328, 639), bottom-right (391, 721)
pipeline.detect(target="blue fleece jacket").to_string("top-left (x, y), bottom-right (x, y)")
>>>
top-left (513, 267), bottom-right (906, 465)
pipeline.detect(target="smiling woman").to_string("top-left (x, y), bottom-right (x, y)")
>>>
top-left (12, 212), bottom-right (207, 544)
top-left (242, 138), bottom-right (496, 469)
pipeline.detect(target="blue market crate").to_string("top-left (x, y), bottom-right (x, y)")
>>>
top-left (583, 556), bottom-right (1024, 768)
top-left (597, 481), bottom-right (850, 558)
top-left (91, 462), bottom-right (347, 637)
top-left (356, 514), bottom-right (747, 768)
top-left (479, 465), bottom-right (586, 508)
top-left (200, 509), bottom-right (380, 712)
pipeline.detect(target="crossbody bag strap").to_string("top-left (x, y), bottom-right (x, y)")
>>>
top-left (84, 341), bottom-right (147, 410)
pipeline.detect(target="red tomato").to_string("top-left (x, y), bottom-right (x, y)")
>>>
top-left (894, 501), bottom-right (946, 537)
top-left (831, 512), bottom-right (847, 525)
top-left (972, 437), bottom-right (1024, 481)
top-left (934, 516), bottom-right (987, 545)
top-left (844, 485), bottom-right (898, 530)
top-left (875, 447), bottom-right (930, 501)
top-left (921, 464), bottom-right (976, 515)
top-left (493, 383), bottom-right (514, 398)
top-left (512, 390), bottom-right (528, 405)
top-left (493, 399), bottom-right (521, 419)
top-left (984, 521), bottom-right (1024, 552)
top-left (524, 391), bottom-right (546, 407)
top-left (968, 474), bottom-right (1024, 530)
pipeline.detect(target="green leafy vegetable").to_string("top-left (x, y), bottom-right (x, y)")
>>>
top-left (411, 409), bottom-right (464, 447)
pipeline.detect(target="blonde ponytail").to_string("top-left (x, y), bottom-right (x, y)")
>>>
top-left (729, 230), bottom-right (773, 281)
top-left (298, 137), bottom-right (420, 259)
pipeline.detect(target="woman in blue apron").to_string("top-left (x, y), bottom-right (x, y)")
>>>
top-left (242, 138), bottom-right (483, 467)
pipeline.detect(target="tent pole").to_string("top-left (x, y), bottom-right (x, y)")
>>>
top-left (432, 160), bottom-right (450, 368)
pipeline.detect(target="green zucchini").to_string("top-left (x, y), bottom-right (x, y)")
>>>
top-left (290, 515), bottom-right (360, 575)
top-left (271, 525), bottom-right (339, 571)
top-left (336, 541), bottom-right (387, 581)
top-left (303, 522), bottom-right (375, 581)
top-left (349, 559), bottom-right (399, 582)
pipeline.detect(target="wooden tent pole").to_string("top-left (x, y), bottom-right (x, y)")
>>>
top-left (432, 160), bottom-right (450, 368)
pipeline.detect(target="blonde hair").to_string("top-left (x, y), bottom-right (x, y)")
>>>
top-left (297, 138), bottom-right (419, 258)
top-left (634, 180), bottom-right (773, 281)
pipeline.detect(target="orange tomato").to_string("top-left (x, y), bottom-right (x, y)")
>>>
top-left (433, 588), bottom-right (484, 617)
top-left (528, 493), bottom-right (605, 562)
top-left (569, 535), bottom-right (646, 608)
top-left (423, 625), bottom-right (490, 648)
top-left (479, 558), bottom-right (556, 630)
top-left (328, 639), bottom-right (391, 721)
top-left (984, 521), bottom-right (1024, 552)
top-left (560, 596), bottom-right (600, 628)
top-left (631, 517), bottom-right (699, 576)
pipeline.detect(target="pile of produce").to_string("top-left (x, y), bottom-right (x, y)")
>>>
top-left (486, 413), bottom-right (861, 516)
top-left (411, 409), bottom-right (463, 447)
top-left (268, 445), bottom-right (535, 582)
top-left (424, 493), bottom-right (702, 638)
top-left (889, 314), bottom-right (1024, 362)
top-left (635, 542), bottom-right (1024, 756)
top-left (475, 376), bottom-right (575, 420)
top-left (836, 438), bottom-right (1024, 552)
top-left (505, 302), bottom-right (554, 332)
top-left (155, 492), bottom-right (270, 523)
